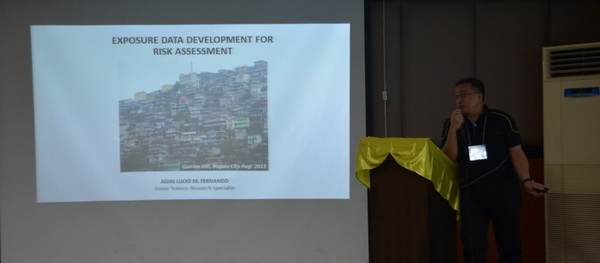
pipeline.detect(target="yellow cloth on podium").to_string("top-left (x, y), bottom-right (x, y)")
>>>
top-left (355, 137), bottom-right (460, 212)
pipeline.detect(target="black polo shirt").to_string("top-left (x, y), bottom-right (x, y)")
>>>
top-left (441, 105), bottom-right (522, 189)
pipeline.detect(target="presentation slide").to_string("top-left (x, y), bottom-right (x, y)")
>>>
top-left (32, 24), bottom-right (350, 202)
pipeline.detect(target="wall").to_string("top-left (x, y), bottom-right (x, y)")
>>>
top-left (366, 0), bottom-right (600, 262)
top-left (0, 1), bottom-right (368, 262)
top-left (368, 0), bottom-right (600, 146)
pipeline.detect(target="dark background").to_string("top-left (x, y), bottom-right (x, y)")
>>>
top-left (365, 0), bottom-right (600, 262)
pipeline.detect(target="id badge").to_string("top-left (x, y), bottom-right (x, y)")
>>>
top-left (468, 144), bottom-right (488, 161)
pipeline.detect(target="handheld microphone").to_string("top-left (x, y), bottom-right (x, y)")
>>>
top-left (457, 110), bottom-right (466, 142)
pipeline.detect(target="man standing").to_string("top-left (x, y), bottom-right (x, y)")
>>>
top-left (441, 78), bottom-right (547, 262)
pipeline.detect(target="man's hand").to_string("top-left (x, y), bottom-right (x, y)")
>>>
top-left (449, 109), bottom-right (464, 133)
top-left (523, 179), bottom-right (548, 198)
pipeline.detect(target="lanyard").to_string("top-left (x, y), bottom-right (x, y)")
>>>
top-left (465, 114), bottom-right (487, 146)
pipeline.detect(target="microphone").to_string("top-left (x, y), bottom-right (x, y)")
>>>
top-left (459, 124), bottom-right (466, 143)
top-left (457, 110), bottom-right (466, 142)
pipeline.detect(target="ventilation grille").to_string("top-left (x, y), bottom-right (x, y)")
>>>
top-left (546, 193), bottom-right (600, 262)
top-left (544, 42), bottom-right (600, 79)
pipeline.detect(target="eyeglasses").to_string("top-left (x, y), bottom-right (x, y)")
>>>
top-left (454, 92), bottom-right (480, 100)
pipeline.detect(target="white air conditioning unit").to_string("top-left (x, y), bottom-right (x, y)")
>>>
top-left (543, 42), bottom-right (600, 262)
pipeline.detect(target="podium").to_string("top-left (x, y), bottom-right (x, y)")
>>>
top-left (356, 137), bottom-right (460, 262)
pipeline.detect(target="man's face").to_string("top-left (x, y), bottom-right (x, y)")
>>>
top-left (454, 83), bottom-right (483, 115)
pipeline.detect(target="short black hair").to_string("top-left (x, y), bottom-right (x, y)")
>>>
top-left (455, 77), bottom-right (485, 100)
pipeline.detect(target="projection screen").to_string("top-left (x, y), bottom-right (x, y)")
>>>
top-left (32, 24), bottom-right (351, 202)
top-left (0, 0), bottom-right (367, 262)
